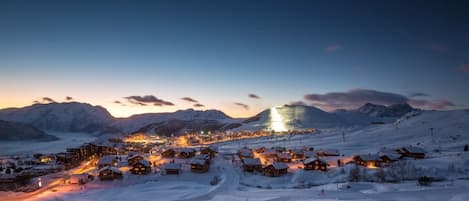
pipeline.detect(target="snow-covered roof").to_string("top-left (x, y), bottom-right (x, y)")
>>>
top-left (317, 149), bottom-right (339, 155)
top-left (128, 154), bottom-right (145, 160)
top-left (304, 151), bottom-right (316, 158)
top-left (378, 151), bottom-right (401, 160)
top-left (163, 163), bottom-right (181, 170)
top-left (403, 146), bottom-right (426, 153)
top-left (97, 156), bottom-right (117, 165)
top-left (190, 159), bottom-right (207, 165)
top-left (98, 166), bottom-right (121, 173)
top-left (277, 153), bottom-right (292, 159)
top-left (243, 158), bottom-right (261, 166)
top-left (292, 149), bottom-right (304, 154)
top-left (194, 154), bottom-right (210, 160)
top-left (356, 154), bottom-right (380, 161)
top-left (303, 157), bottom-right (326, 164)
top-left (272, 162), bottom-right (289, 170)
top-left (135, 159), bottom-right (151, 167)
top-left (179, 148), bottom-right (196, 153)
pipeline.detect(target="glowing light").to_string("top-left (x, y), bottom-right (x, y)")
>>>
top-left (270, 106), bottom-right (287, 132)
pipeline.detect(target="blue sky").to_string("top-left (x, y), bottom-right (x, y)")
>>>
top-left (1, 0), bottom-right (468, 117)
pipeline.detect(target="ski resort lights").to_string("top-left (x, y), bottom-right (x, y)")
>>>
top-left (270, 106), bottom-right (287, 132)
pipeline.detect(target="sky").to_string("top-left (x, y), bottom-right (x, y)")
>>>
top-left (1, 0), bottom-right (468, 118)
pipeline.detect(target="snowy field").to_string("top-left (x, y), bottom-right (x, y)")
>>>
top-left (0, 132), bottom-right (97, 155)
top-left (6, 110), bottom-right (469, 201)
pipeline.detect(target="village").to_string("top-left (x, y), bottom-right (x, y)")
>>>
top-left (0, 125), bottom-right (442, 201)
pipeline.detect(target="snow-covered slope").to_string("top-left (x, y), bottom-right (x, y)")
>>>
top-left (0, 102), bottom-right (115, 133)
top-left (113, 109), bottom-right (235, 133)
top-left (0, 120), bottom-right (58, 141)
top-left (132, 119), bottom-right (242, 136)
top-left (356, 103), bottom-right (416, 118)
top-left (236, 105), bottom-right (349, 131)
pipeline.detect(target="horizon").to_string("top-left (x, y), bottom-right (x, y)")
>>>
top-left (1, 0), bottom-right (468, 118)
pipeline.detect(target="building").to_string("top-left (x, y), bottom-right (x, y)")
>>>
top-left (178, 148), bottom-right (197, 158)
top-left (291, 149), bottom-right (304, 160)
top-left (354, 154), bottom-right (381, 168)
top-left (276, 153), bottom-right (292, 163)
top-left (163, 163), bottom-right (182, 175)
top-left (97, 155), bottom-right (118, 169)
top-left (242, 158), bottom-right (262, 172)
top-left (190, 159), bottom-right (209, 173)
top-left (127, 154), bottom-right (145, 166)
top-left (161, 149), bottom-right (176, 158)
top-left (316, 149), bottom-right (340, 157)
top-left (397, 146), bottom-right (426, 159)
top-left (200, 146), bottom-right (218, 158)
top-left (263, 162), bottom-right (289, 177)
top-left (237, 148), bottom-right (254, 159)
top-left (98, 166), bottom-right (123, 180)
top-left (303, 157), bottom-right (328, 171)
top-left (378, 148), bottom-right (401, 164)
top-left (131, 159), bottom-right (151, 175)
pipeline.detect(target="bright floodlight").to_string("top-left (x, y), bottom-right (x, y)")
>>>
top-left (270, 106), bottom-right (287, 132)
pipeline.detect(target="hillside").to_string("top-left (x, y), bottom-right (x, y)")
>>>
top-left (0, 120), bottom-right (59, 141)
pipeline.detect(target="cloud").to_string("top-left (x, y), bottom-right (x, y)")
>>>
top-left (458, 64), bottom-right (469, 73)
top-left (408, 99), bottom-right (455, 110)
top-left (114, 100), bottom-right (122, 104)
top-left (234, 102), bottom-right (249, 110)
top-left (181, 97), bottom-right (199, 103)
top-left (124, 95), bottom-right (174, 107)
top-left (42, 97), bottom-right (56, 103)
top-left (193, 103), bottom-right (205, 107)
top-left (427, 43), bottom-right (449, 53)
top-left (248, 94), bottom-right (261, 99)
top-left (325, 44), bottom-right (343, 53)
top-left (65, 96), bottom-right (73, 101)
top-left (409, 92), bottom-right (430, 98)
top-left (303, 89), bottom-right (454, 111)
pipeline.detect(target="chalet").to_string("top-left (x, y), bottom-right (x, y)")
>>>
top-left (97, 145), bottom-right (115, 156)
top-left (190, 159), bottom-right (209, 173)
top-left (131, 159), bottom-right (151, 175)
top-left (161, 149), bottom-right (176, 158)
top-left (242, 158), bottom-right (262, 172)
top-left (272, 146), bottom-right (286, 152)
top-left (237, 148), bottom-right (254, 159)
top-left (97, 155), bottom-right (118, 169)
top-left (200, 146), bottom-right (218, 158)
top-left (178, 148), bottom-right (197, 158)
top-left (39, 155), bottom-right (55, 164)
top-left (378, 149), bottom-right (401, 164)
top-left (254, 146), bottom-right (266, 153)
top-left (193, 154), bottom-right (211, 165)
top-left (316, 149), bottom-right (340, 157)
top-left (163, 163), bottom-right (182, 175)
top-left (398, 146), bottom-right (426, 159)
top-left (263, 162), bottom-right (289, 177)
top-left (303, 157), bottom-right (328, 171)
top-left (354, 154), bottom-right (381, 168)
top-left (127, 154), bottom-right (145, 166)
top-left (263, 149), bottom-right (278, 159)
top-left (98, 166), bottom-right (123, 180)
top-left (291, 149), bottom-right (304, 160)
top-left (276, 153), bottom-right (292, 163)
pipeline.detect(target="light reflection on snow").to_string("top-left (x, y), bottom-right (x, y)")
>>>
top-left (270, 106), bottom-right (287, 132)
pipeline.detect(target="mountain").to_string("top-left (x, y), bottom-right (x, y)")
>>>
top-left (0, 120), bottom-right (59, 141)
top-left (237, 105), bottom-right (349, 131)
top-left (356, 103), bottom-right (416, 118)
top-left (113, 109), bottom-right (234, 132)
top-left (131, 119), bottom-right (242, 136)
top-left (0, 102), bottom-right (115, 133)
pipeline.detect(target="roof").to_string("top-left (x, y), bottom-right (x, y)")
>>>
top-left (179, 148), bottom-right (196, 153)
top-left (99, 166), bottom-right (121, 173)
top-left (303, 157), bottom-right (326, 164)
top-left (190, 159), bottom-right (207, 165)
top-left (194, 154), bottom-right (210, 160)
top-left (97, 156), bottom-right (117, 165)
top-left (277, 153), bottom-right (292, 159)
top-left (403, 146), bottom-right (426, 153)
top-left (304, 151), bottom-right (316, 157)
top-left (135, 159), bottom-right (151, 167)
top-left (379, 151), bottom-right (401, 160)
top-left (163, 163), bottom-right (181, 170)
top-left (243, 158), bottom-right (261, 166)
top-left (317, 149), bottom-right (339, 155)
top-left (272, 162), bottom-right (289, 170)
top-left (128, 154), bottom-right (145, 160)
top-left (356, 154), bottom-right (380, 161)
top-left (292, 149), bottom-right (304, 154)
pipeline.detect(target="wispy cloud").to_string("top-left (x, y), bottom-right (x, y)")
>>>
top-left (325, 44), bottom-right (343, 53)
top-left (42, 97), bottom-right (56, 103)
top-left (65, 96), bottom-right (73, 101)
top-left (181, 97), bottom-right (199, 103)
top-left (409, 92), bottom-right (430, 98)
top-left (124, 95), bottom-right (174, 106)
top-left (289, 101), bottom-right (307, 106)
top-left (408, 99), bottom-right (455, 110)
top-left (248, 94), bottom-right (261, 99)
top-left (234, 102), bottom-right (249, 110)
top-left (193, 103), bottom-right (205, 107)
